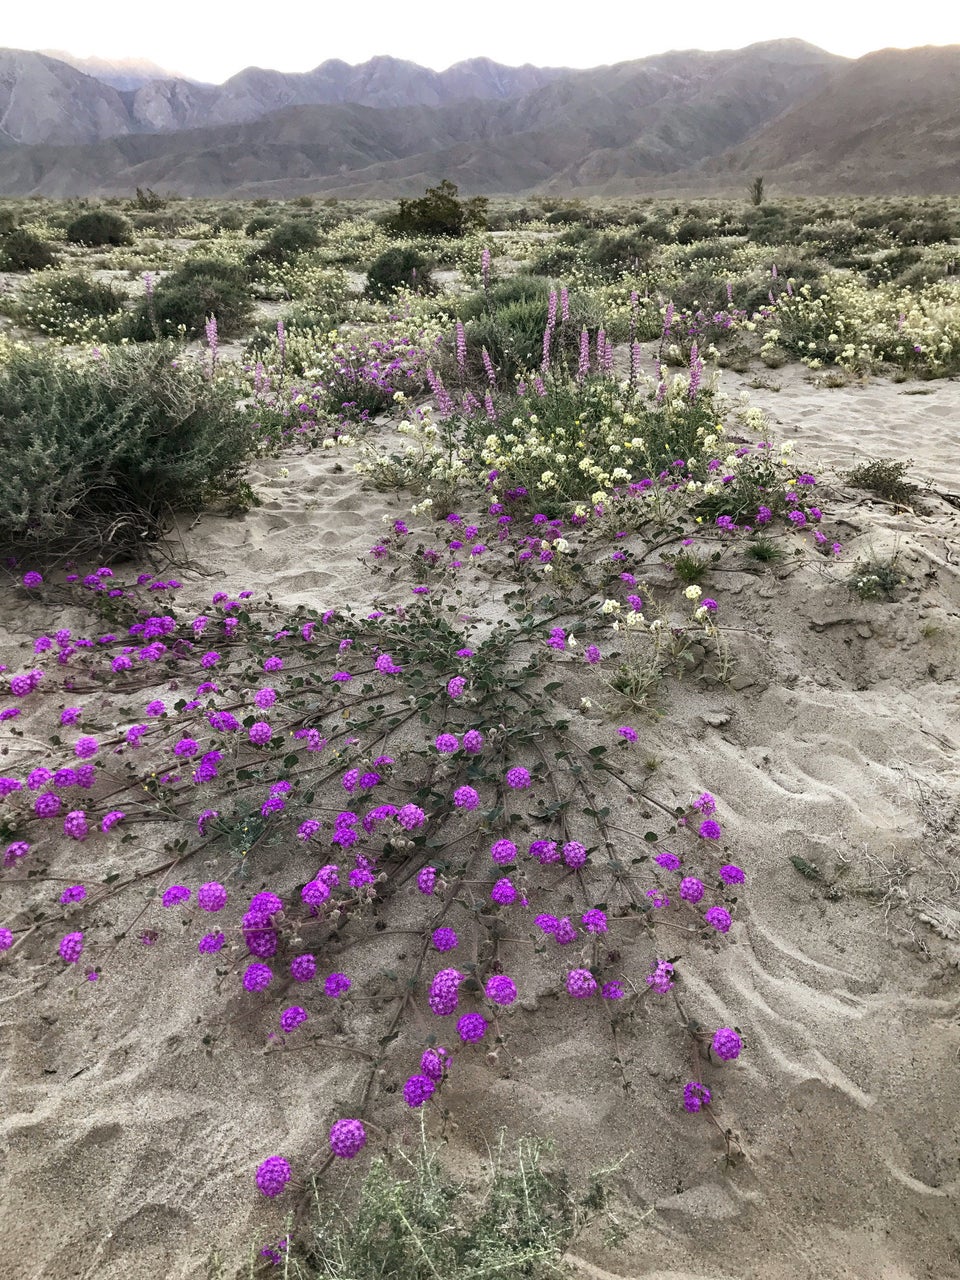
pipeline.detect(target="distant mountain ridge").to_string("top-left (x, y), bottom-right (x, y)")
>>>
top-left (38, 51), bottom-right (195, 91)
top-left (0, 41), bottom-right (957, 195)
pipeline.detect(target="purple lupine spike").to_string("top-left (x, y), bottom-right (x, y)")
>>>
top-left (547, 289), bottom-right (558, 327)
top-left (578, 328), bottom-right (590, 381)
top-left (481, 248), bottom-right (491, 288)
top-left (142, 271), bottom-right (154, 299)
top-left (541, 323), bottom-right (554, 372)
top-left (688, 342), bottom-right (702, 401)
top-left (663, 302), bottom-right (675, 335)
top-left (786, 279), bottom-right (794, 296)
top-left (484, 392), bottom-right (497, 421)
top-left (630, 340), bottom-right (642, 385)
top-left (726, 280), bottom-right (734, 304)
top-left (560, 285), bottom-right (569, 322)
top-left (532, 375), bottom-right (546, 397)
top-left (482, 347), bottom-right (496, 387)
top-left (204, 315), bottom-right (219, 373)
top-left (599, 329), bottom-right (613, 374)
top-left (277, 319), bottom-right (286, 364)
top-left (461, 390), bottom-right (480, 414)
top-left (455, 320), bottom-right (467, 374)
top-left (427, 369), bottom-right (454, 418)
top-left (771, 263), bottom-right (778, 279)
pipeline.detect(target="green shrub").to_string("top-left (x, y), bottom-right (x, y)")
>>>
top-left (459, 274), bottom-right (552, 321)
top-left (365, 246), bottom-right (435, 298)
top-left (10, 271), bottom-right (128, 341)
top-left (128, 257), bottom-right (253, 339)
top-left (846, 457), bottom-right (926, 509)
top-left (66, 210), bottom-right (133, 247)
top-left (0, 208), bottom-right (17, 236)
top-left (388, 179), bottom-right (487, 238)
top-left (0, 343), bottom-right (256, 559)
top-left (248, 218), bottom-right (321, 267)
top-left (0, 228), bottom-right (58, 271)
top-left (245, 214), bottom-right (278, 237)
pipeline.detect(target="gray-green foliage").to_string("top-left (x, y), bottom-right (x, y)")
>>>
top-left (281, 1127), bottom-right (612, 1279)
top-left (0, 343), bottom-right (256, 558)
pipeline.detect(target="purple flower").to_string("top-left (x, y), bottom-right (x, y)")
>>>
top-left (654, 851), bottom-right (681, 872)
top-left (3, 841), bottom-right (30, 867)
top-left (435, 733), bottom-right (459, 754)
top-left (582, 909), bottom-right (607, 933)
top-left (618, 726), bottom-right (638, 743)
top-left (453, 785), bottom-right (479, 810)
top-left (490, 839), bottom-right (517, 865)
top-left (719, 863), bottom-right (745, 885)
top-left (683, 1081), bottom-right (712, 1113)
top-left (693, 792), bottom-right (717, 815)
top-left (563, 841), bottom-right (587, 869)
top-left (145, 700), bottom-right (166, 717)
top-left (74, 736), bottom-right (99, 759)
top-left (329, 1119), bottom-right (366, 1159)
top-left (198, 932), bottom-right (225, 954)
top-left (397, 804), bottom-right (426, 831)
top-left (446, 676), bottom-right (467, 699)
top-left (704, 906), bottom-right (732, 934)
top-left (432, 927), bottom-right (458, 953)
top-left (59, 885), bottom-right (87, 904)
top-left (22, 572), bottom-right (43, 588)
top-left (699, 819), bottom-right (722, 840)
top-left (505, 766), bottom-right (531, 790)
top-left (263, 656), bottom-right (283, 672)
top-left (63, 810), bottom-right (88, 841)
top-left (420, 1046), bottom-right (451, 1081)
top-left (583, 645), bottom-right (601, 665)
top-left (325, 972), bottom-right (351, 998)
top-left (491, 877), bottom-right (516, 905)
top-left (566, 968), bottom-right (597, 998)
top-left (197, 808), bottom-right (219, 835)
top-left (255, 1156), bottom-right (292, 1198)
top-left (602, 981), bottom-right (625, 999)
top-left (298, 819), bottom-right (321, 842)
top-left (646, 959), bottom-right (675, 993)
top-left (417, 866), bottom-right (437, 895)
top-left (198, 882), bottom-right (228, 912)
top-left (529, 839), bottom-right (559, 865)
top-left (254, 687), bottom-right (277, 710)
top-left (280, 1005), bottom-right (308, 1034)
top-left (291, 954), bottom-right (316, 981)
top-left (712, 1027), bottom-right (742, 1061)
top-left (243, 963), bottom-right (273, 992)
top-left (462, 729), bottom-right (484, 753)
top-left (645, 889), bottom-right (669, 909)
top-left (60, 707), bottom-right (81, 726)
top-left (485, 975), bottom-right (517, 1006)
top-left (403, 1074), bottom-right (436, 1108)
top-left (457, 1012), bottom-right (487, 1042)
top-left (429, 967), bottom-right (463, 1016)
top-left (101, 810), bottom-right (125, 832)
top-left (680, 877), bottom-right (705, 904)
top-left (59, 931), bottom-right (84, 963)
top-left (162, 885), bottom-right (191, 908)
top-left (249, 721), bottom-right (272, 746)
top-left (0, 928), bottom-right (13, 951)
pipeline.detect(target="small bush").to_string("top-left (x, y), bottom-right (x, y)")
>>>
top-left (66, 210), bottom-right (133, 247)
top-left (365, 247), bottom-right (435, 298)
top-left (388, 179), bottom-right (487, 238)
top-left (0, 343), bottom-right (256, 559)
top-left (846, 457), bottom-right (926, 509)
top-left (0, 228), bottom-right (58, 271)
top-left (10, 271), bottom-right (128, 341)
top-left (0, 208), bottom-right (17, 236)
top-left (848, 553), bottom-right (903, 601)
top-left (248, 218), bottom-right (321, 267)
top-left (245, 214), bottom-right (278, 237)
top-left (128, 257), bottom-right (253, 339)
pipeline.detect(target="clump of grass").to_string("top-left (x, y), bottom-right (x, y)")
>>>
top-left (846, 457), bottom-right (927, 511)
top-left (668, 550), bottom-right (709, 584)
top-left (744, 536), bottom-right (787, 564)
top-left (848, 552), bottom-right (903, 600)
top-left (268, 1124), bottom-right (617, 1279)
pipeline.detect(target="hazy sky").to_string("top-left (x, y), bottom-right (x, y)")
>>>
top-left (11, 0), bottom-right (959, 82)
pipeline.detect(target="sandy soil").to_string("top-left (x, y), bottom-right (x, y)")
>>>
top-left (0, 359), bottom-right (958, 1280)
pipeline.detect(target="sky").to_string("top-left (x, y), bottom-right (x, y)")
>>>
top-left (9, 0), bottom-right (960, 83)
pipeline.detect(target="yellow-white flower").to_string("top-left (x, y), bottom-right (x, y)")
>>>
top-left (684, 585), bottom-right (702, 600)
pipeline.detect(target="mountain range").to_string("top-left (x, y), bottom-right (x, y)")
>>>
top-left (0, 41), bottom-right (957, 196)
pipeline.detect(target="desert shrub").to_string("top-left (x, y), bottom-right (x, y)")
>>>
top-left (0, 228), bottom-right (58, 271)
top-left (585, 231), bottom-right (655, 279)
top-left (10, 270), bottom-right (128, 341)
top-left (460, 274), bottom-right (551, 321)
top-left (0, 208), bottom-right (17, 236)
top-left (128, 257), bottom-right (253, 339)
top-left (134, 187), bottom-right (167, 211)
top-left (848, 552), bottom-right (903, 600)
top-left (214, 209), bottom-right (245, 233)
top-left (248, 218), bottom-right (322, 267)
top-left (365, 247), bottom-right (435, 298)
top-left (846, 458), bottom-right (926, 508)
top-left (245, 214), bottom-right (278, 237)
top-left (66, 209), bottom-right (133, 247)
top-left (0, 342), bottom-right (256, 558)
top-left (130, 211), bottom-right (180, 235)
top-left (675, 218), bottom-right (712, 245)
top-left (388, 180), bottom-right (487, 238)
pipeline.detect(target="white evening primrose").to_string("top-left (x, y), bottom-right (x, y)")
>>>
top-left (684, 585), bottom-right (702, 601)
